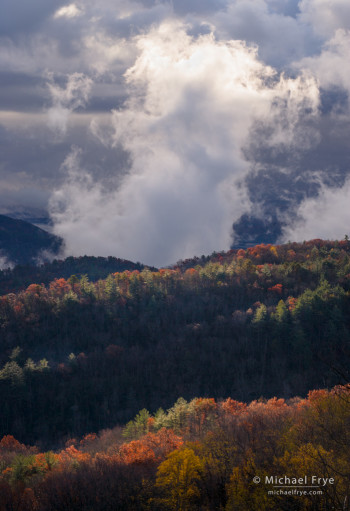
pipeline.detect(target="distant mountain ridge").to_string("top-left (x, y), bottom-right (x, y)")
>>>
top-left (0, 214), bottom-right (63, 266)
top-left (0, 214), bottom-right (158, 294)
top-left (0, 255), bottom-right (157, 295)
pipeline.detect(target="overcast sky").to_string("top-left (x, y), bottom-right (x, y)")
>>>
top-left (1, 0), bottom-right (350, 266)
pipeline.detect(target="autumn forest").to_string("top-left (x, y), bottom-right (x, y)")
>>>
top-left (1, 239), bottom-right (350, 509)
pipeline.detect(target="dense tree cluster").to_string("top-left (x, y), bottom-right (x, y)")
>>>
top-left (0, 255), bottom-right (155, 295)
top-left (0, 386), bottom-right (349, 510)
top-left (0, 239), bottom-right (350, 445)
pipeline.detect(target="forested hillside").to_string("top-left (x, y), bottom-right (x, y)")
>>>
top-left (0, 239), bottom-right (350, 447)
top-left (0, 386), bottom-right (349, 510)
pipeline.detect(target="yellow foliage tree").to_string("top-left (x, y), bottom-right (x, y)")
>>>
top-left (280, 443), bottom-right (349, 510)
top-left (155, 447), bottom-right (204, 510)
top-left (226, 455), bottom-right (276, 511)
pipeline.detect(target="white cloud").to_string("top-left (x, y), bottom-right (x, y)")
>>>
top-left (54, 4), bottom-right (82, 19)
top-left (282, 179), bottom-right (350, 242)
top-left (50, 22), bottom-right (320, 266)
top-left (297, 30), bottom-right (350, 102)
top-left (83, 33), bottom-right (136, 75)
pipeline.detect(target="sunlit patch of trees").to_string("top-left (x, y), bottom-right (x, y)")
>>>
top-left (0, 255), bottom-right (154, 295)
top-left (0, 386), bottom-right (349, 510)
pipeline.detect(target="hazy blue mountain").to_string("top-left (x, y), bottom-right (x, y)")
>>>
top-left (0, 214), bottom-right (63, 265)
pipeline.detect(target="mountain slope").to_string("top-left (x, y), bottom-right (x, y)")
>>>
top-left (0, 214), bottom-right (63, 265)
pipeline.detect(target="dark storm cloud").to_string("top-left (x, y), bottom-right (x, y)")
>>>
top-left (0, 115), bottom-right (130, 222)
top-left (171, 0), bottom-right (228, 16)
top-left (136, 0), bottom-right (228, 15)
top-left (266, 0), bottom-right (300, 17)
top-left (232, 86), bottom-right (350, 247)
top-left (0, 71), bottom-right (47, 111)
top-left (102, 3), bottom-right (172, 38)
top-left (0, 119), bottom-right (130, 184)
top-left (0, 0), bottom-right (63, 37)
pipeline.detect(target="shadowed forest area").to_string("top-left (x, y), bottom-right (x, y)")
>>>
top-left (0, 387), bottom-right (349, 510)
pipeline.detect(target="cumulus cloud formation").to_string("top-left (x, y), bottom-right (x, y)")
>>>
top-left (51, 22), bottom-right (319, 266)
top-left (2, 0), bottom-right (350, 263)
top-left (297, 29), bottom-right (350, 99)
